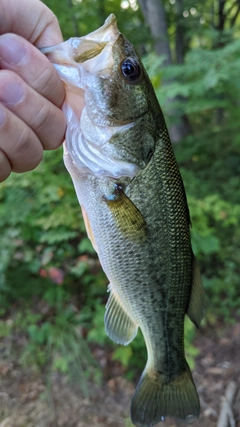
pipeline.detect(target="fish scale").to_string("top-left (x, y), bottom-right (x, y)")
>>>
top-left (41, 14), bottom-right (205, 427)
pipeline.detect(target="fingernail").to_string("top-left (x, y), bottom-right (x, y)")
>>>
top-left (0, 81), bottom-right (23, 105)
top-left (0, 34), bottom-right (26, 65)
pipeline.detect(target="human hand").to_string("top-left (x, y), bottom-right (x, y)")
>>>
top-left (0, 0), bottom-right (66, 182)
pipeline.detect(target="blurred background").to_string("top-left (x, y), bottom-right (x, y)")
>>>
top-left (0, 0), bottom-right (240, 426)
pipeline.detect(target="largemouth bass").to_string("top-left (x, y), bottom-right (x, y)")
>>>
top-left (42, 14), bottom-right (205, 426)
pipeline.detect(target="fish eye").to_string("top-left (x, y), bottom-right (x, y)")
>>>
top-left (121, 58), bottom-right (141, 82)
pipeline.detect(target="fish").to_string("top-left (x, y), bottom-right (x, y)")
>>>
top-left (41, 14), bottom-right (205, 427)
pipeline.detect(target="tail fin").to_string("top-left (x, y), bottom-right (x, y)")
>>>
top-left (130, 363), bottom-right (200, 427)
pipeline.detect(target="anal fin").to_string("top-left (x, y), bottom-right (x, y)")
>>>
top-left (187, 256), bottom-right (206, 328)
top-left (105, 286), bottom-right (138, 345)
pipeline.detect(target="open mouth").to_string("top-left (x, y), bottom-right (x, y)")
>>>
top-left (40, 14), bottom-right (120, 118)
top-left (40, 14), bottom-right (119, 71)
top-left (40, 15), bottom-right (140, 179)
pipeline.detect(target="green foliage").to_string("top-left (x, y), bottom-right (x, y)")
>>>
top-left (21, 303), bottom-right (100, 391)
top-left (112, 346), bottom-right (133, 368)
top-left (87, 305), bottom-right (108, 345)
top-left (0, 318), bottom-right (13, 337)
top-left (42, 0), bottom-right (151, 50)
top-left (111, 330), bottom-right (147, 377)
top-left (3, 285), bottom-right (102, 394)
top-left (184, 318), bottom-right (199, 370)
top-left (154, 36), bottom-right (240, 129)
top-left (0, 149), bottom-right (105, 388)
top-left (174, 134), bottom-right (240, 321)
top-left (124, 418), bottom-right (135, 427)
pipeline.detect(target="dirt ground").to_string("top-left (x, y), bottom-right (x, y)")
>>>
top-left (0, 320), bottom-right (239, 427)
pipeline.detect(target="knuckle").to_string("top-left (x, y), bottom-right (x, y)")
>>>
top-left (44, 10), bottom-right (60, 32)
top-left (13, 127), bottom-right (32, 155)
top-left (34, 101), bottom-right (52, 133)
top-left (47, 115), bottom-right (66, 150)
top-left (29, 58), bottom-right (64, 107)
top-left (31, 64), bottom-right (55, 94)
top-left (32, 102), bottom-right (65, 150)
top-left (12, 127), bottom-right (43, 172)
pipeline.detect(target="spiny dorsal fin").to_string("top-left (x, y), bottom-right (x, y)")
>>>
top-left (104, 285), bottom-right (138, 345)
top-left (187, 256), bottom-right (206, 328)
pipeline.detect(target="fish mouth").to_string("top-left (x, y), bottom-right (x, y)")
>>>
top-left (72, 40), bottom-right (107, 63)
top-left (40, 14), bottom-right (120, 123)
top-left (40, 14), bottom-right (119, 66)
top-left (41, 15), bottom-right (140, 179)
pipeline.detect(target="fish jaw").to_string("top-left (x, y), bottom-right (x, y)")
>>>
top-left (81, 13), bottom-right (119, 42)
top-left (40, 14), bottom-right (120, 95)
top-left (41, 14), bottom-right (143, 179)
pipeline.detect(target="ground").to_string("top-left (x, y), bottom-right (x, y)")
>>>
top-left (0, 320), bottom-right (239, 427)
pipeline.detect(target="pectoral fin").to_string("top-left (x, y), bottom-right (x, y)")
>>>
top-left (187, 256), bottom-right (205, 328)
top-left (103, 184), bottom-right (147, 242)
top-left (105, 285), bottom-right (138, 345)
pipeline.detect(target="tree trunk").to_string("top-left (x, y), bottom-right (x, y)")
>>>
top-left (172, 0), bottom-right (192, 140)
top-left (138, 0), bottom-right (191, 142)
top-left (215, 0), bottom-right (226, 124)
top-left (218, 0), bottom-right (226, 32)
top-left (138, 0), bottom-right (172, 65)
top-left (175, 0), bottom-right (185, 64)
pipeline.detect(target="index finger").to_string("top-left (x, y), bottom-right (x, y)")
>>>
top-left (0, 0), bottom-right (63, 46)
